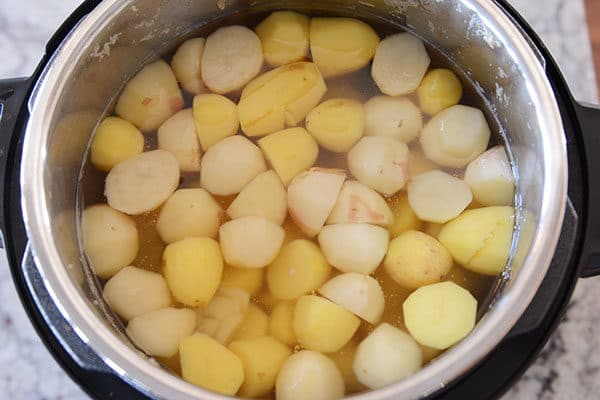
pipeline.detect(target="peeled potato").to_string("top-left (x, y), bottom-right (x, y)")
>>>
top-left (255, 11), bottom-right (310, 66)
top-left (90, 117), bottom-right (144, 172)
top-left (420, 105), bottom-right (491, 168)
top-left (417, 68), bottom-right (463, 116)
top-left (227, 170), bottom-right (287, 225)
top-left (105, 149), bottom-right (180, 215)
top-left (200, 136), bottom-right (267, 196)
top-left (318, 224), bottom-right (389, 275)
top-left (103, 266), bottom-right (171, 321)
top-left (306, 98), bottom-right (365, 152)
top-left (327, 180), bottom-right (393, 226)
top-left (258, 128), bottom-right (319, 186)
top-left (464, 146), bottom-right (515, 206)
top-left (126, 307), bottom-right (196, 357)
top-left (115, 60), bottom-right (184, 132)
top-left (222, 265), bottom-right (264, 295)
top-left (364, 96), bottom-right (423, 143)
top-left (287, 168), bottom-right (346, 237)
top-left (267, 239), bottom-right (332, 300)
top-left (328, 341), bottom-right (363, 394)
top-left (372, 33), bottom-right (430, 96)
top-left (403, 282), bottom-right (477, 349)
top-left (219, 216), bottom-right (285, 269)
top-left (310, 17), bottom-right (380, 77)
top-left (347, 136), bottom-right (409, 196)
top-left (407, 170), bottom-right (472, 223)
top-left (157, 109), bottom-right (202, 172)
top-left (171, 38), bottom-right (208, 94)
top-left (353, 323), bottom-right (422, 389)
top-left (156, 188), bottom-right (224, 244)
top-left (197, 287), bottom-right (249, 344)
top-left (387, 191), bottom-right (422, 238)
top-left (232, 303), bottom-right (270, 341)
top-left (82, 205), bottom-right (138, 279)
top-left (163, 237), bottom-right (223, 307)
top-left (192, 93), bottom-right (239, 151)
top-left (201, 25), bottom-right (263, 93)
top-left (269, 301), bottom-right (296, 346)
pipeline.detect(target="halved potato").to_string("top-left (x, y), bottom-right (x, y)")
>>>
top-left (255, 11), bottom-right (310, 66)
top-left (192, 93), bottom-right (239, 151)
top-left (171, 38), bottom-right (208, 94)
top-left (157, 109), bottom-right (202, 172)
top-left (196, 287), bottom-right (250, 344)
top-left (464, 146), bottom-right (515, 206)
top-left (417, 68), bottom-right (463, 116)
top-left (305, 98), bottom-right (365, 152)
top-left (364, 96), bottom-right (423, 143)
top-left (90, 117), bottom-right (144, 172)
top-left (327, 180), bottom-right (393, 226)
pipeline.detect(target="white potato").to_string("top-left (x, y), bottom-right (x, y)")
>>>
top-left (347, 136), bottom-right (409, 196)
top-left (227, 170), bottom-right (287, 225)
top-left (305, 98), bottom-right (365, 152)
top-left (255, 11), bottom-right (310, 66)
top-left (82, 205), bottom-right (138, 279)
top-left (364, 96), bottom-right (423, 142)
top-left (105, 150), bottom-right (180, 215)
top-left (420, 105), bottom-right (491, 168)
top-left (192, 93), bottom-right (239, 151)
top-left (157, 108), bottom-right (202, 172)
top-left (327, 180), bottom-right (393, 226)
top-left (287, 168), bottom-right (346, 237)
top-left (372, 33), bottom-right (430, 96)
top-left (408, 170), bottom-right (472, 223)
top-left (197, 287), bottom-right (250, 344)
top-left (464, 145), bottom-right (515, 206)
top-left (201, 25), bottom-right (263, 94)
top-left (103, 266), bottom-right (171, 321)
top-left (319, 273), bottom-right (384, 324)
top-left (171, 38), bottom-right (208, 94)
top-left (200, 136), bottom-right (267, 195)
top-left (318, 224), bottom-right (389, 275)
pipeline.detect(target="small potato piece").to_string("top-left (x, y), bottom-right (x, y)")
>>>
top-left (417, 68), bottom-right (463, 116)
top-left (229, 336), bottom-right (292, 397)
top-left (269, 301), bottom-right (296, 346)
top-left (364, 96), bottom-right (423, 143)
top-left (179, 334), bottom-right (244, 396)
top-left (157, 109), bottom-right (202, 172)
top-left (200, 136), bottom-right (267, 196)
top-left (319, 273), bottom-right (385, 324)
top-left (201, 25), bottom-right (263, 94)
top-left (383, 230), bottom-right (452, 290)
top-left (318, 224), bottom-right (389, 275)
top-left (420, 105), bottom-right (491, 168)
top-left (232, 303), bottom-right (269, 341)
top-left (163, 237), bottom-right (223, 307)
top-left (306, 98), bottom-right (365, 152)
top-left (387, 191), bottom-right (422, 238)
top-left (219, 216), bottom-right (285, 269)
top-left (255, 11), bottom-right (310, 66)
top-left (103, 266), bottom-right (171, 321)
top-left (116, 60), bottom-right (184, 132)
top-left (156, 189), bottom-right (224, 244)
top-left (197, 287), bottom-right (250, 344)
top-left (126, 308), bottom-right (196, 357)
top-left (267, 240), bottom-right (332, 300)
top-left (294, 295), bottom-right (360, 353)
top-left (287, 168), bottom-right (346, 237)
top-left (347, 136), bottom-right (409, 196)
top-left (227, 170), bottom-right (287, 225)
top-left (328, 341), bottom-right (363, 394)
top-left (105, 150), bottom-right (180, 215)
top-left (171, 38), bottom-right (208, 94)
top-left (407, 170), bottom-right (472, 223)
top-left (91, 117), bottom-right (144, 172)
top-left (372, 33), bottom-right (430, 96)
top-left (222, 265), bottom-right (264, 295)
top-left (258, 128), bottom-right (319, 186)
top-left (276, 351), bottom-right (345, 400)
top-left (464, 146), bottom-right (515, 206)
top-left (403, 282), bottom-right (477, 349)
top-left (327, 181), bottom-right (393, 226)
top-left (353, 323), bottom-right (422, 389)
top-left (310, 17), bottom-right (380, 77)
top-left (192, 94), bottom-right (239, 151)
top-left (82, 205), bottom-right (138, 279)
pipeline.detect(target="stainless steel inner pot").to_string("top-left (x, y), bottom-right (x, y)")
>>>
top-left (19, 0), bottom-right (567, 399)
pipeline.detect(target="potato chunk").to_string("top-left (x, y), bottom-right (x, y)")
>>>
top-left (222, 265), bottom-right (264, 295)
top-left (157, 109), bottom-right (202, 172)
top-left (227, 170), bottom-right (287, 225)
top-left (387, 191), bottom-right (422, 238)
top-left (310, 17), bottom-right (380, 77)
top-left (269, 301), bottom-right (296, 346)
top-left (163, 237), bottom-right (223, 307)
top-left (364, 96), bottom-right (423, 143)
top-left (403, 282), bottom-right (477, 349)
top-left (255, 11), bottom-right (310, 66)
top-left (116, 60), bottom-right (184, 132)
top-left (232, 303), bottom-right (270, 341)
top-left (196, 287), bottom-right (250, 344)
top-left (201, 25), bottom-right (263, 93)
top-left (90, 117), bottom-right (144, 172)
top-left (103, 266), bottom-right (171, 321)
top-left (192, 93), bottom-right (239, 151)
top-left (464, 146), bottom-right (515, 206)
top-left (306, 98), bottom-right (365, 152)
top-left (417, 68), bottom-right (463, 116)
top-left (82, 205), bottom-right (138, 279)
top-left (327, 181), bottom-right (393, 226)
top-left (171, 38), bottom-right (208, 95)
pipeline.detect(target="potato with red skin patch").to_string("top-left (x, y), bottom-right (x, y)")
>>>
top-left (328, 181), bottom-right (393, 226)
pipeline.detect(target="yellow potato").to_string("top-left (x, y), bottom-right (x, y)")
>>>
top-left (255, 11), bottom-right (310, 66)
top-left (232, 303), bottom-right (270, 341)
top-left (196, 287), bottom-right (249, 344)
top-left (266, 239), bottom-right (332, 300)
top-left (306, 98), bottom-right (365, 152)
top-left (222, 264), bottom-right (264, 295)
top-left (294, 295), bottom-right (360, 353)
top-left (328, 340), bottom-right (364, 394)
top-left (387, 191), bottom-right (422, 238)
top-left (269, 301), bottom-right (296, 346)
top-left (163, 237), bottom-right (223, 307)
top-left (364, 96), bottom-right (423, 143)
top-left (179, 334), bottom-right (244, 396)
top-left (403, 281), bottom-right (477, 349)
top-left (229, 336), bottom-right (292, 397)
top-left (192, 93), bottom-right (239, 151)
top-left (157, 109), bottom-right (202, 172)
top-left (90, 117), bottom-right (144, 172)
top-left (238, 62), bottom-right (327, 137)
top-left (310, 17), bottom-right (380, 77)
top-left (417, 68), bottom-right (463, 116)
top-left (171, 38), bottom-right (208, 94)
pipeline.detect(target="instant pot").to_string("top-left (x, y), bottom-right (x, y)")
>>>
top-left (0, 0), bottom-right (599, 399)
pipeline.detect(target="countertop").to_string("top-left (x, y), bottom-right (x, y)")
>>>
top-left (0, 1), bottom-right (598, 399)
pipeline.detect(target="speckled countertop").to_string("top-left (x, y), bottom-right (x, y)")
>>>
top-left (1, 1), bottom-right (599, 399)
